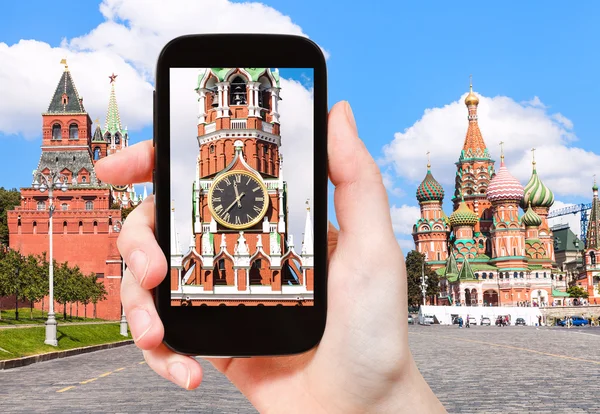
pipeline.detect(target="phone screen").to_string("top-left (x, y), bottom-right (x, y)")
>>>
top-left (169, 68), bottom-right (315, 307)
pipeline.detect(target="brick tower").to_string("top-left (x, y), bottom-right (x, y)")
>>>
top-left (583, 180), bottom-right (600, 298)
top-left (170, 68), bottom-right (314, 306)
top-left (7, 62), bottom-right (134, 319)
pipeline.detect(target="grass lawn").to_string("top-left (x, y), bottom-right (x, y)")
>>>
top-left (0, 323), bottom-right (130, 360)
top-left (0, 307), bottom-right (105, 326)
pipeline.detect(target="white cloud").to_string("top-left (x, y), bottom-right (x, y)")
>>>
top-left (170, 70), bottom-right (314, 254)
top-left (390, 204), bottom-right (420, 235)
top-left (0, 0), bottom-right (323, 139)
top-left (382, 92), bottom-right (599, 199)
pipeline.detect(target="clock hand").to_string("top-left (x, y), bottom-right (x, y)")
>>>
top-left (224, 192), bottom-right (245, 214)
top-left (233, 181), bottom-right (242, 208)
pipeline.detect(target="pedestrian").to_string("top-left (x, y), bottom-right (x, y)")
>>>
top-left (466, 315), bottom-right (470, 328)
top-left (95, 101), bottom-right (446, 412)
top-left (538, 315), bottom-right (542, 326)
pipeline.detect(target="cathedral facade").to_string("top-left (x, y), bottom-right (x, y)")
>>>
top-left (170, 68), bottom-right (314, 306)
top-left (7, 62), bottom-right (142, 319)
top-left (413, 84), bottom-right (569, 307)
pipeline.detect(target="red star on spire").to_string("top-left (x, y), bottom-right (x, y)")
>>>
top-left (109, 73), bottom-right (118, 83)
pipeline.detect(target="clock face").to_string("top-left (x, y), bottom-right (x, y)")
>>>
top-left (208, 170), bottom-right (269, 229)
top-left (111, 184), bottom-right (129, 192)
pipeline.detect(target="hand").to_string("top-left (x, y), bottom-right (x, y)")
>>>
top-left (95, 101), bottom-right (444, 413)
top-left (233, 181), bottom-right (242, 208)
top-left (224, 192), bottom-right (245, 214)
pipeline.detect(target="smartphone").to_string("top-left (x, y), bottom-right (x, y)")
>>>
top-left (153, 34), bottom-right (328, 356)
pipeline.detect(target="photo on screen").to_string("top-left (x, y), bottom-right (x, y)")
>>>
top-left (169, 68), bottom-right (314, 306)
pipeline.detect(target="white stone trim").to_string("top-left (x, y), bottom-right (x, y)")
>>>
top-left (197, 129), bottom-right (281, 147)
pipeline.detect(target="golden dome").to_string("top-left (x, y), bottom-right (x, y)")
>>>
top-left (465, 84), bottom-right (479, 106)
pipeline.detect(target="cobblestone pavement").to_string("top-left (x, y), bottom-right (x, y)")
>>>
top-left (1, 326), bottom-right (599, 413)
top-left (410, 325), bottom-right (600, 413)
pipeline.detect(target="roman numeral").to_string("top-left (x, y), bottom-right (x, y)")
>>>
top-left (253, 205), bottom-right (262, 214)
top-left (235, 174), bottom-right (242, 183)
top-left (246, 214), bottom-right (253, 222)
top-left (235, 216), bottom-right (241, 225)
top-left (252, 186), bottom-right (261, 192)
top-left (214, 185), bottom-right (224, 193)
top-left (214, 204), bottom-right (223, 213)
top-left (212, 197), bottom-right (221, 203)
top-left (223, 212), bottom-right (231, 222)
top-left (223, 177), bottom-right (231, 186)
top-left (255, 196), bottom-right (264, 202)
top-left (246, 177), bottom-right (252, 185)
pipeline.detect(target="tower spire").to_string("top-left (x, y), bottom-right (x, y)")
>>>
top-left (426, 151), bottom-right (431, 170)
top-left (301, 199), bottom-right (314, 257)
top-left (171, 201), bottom-right (181, 256)
top-left (105, 73), bottom-right (123, 135)
top-left (500, 141), bottom-right (505, 165)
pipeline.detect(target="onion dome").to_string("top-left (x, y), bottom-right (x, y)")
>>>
top-left (521, 162), bottom-right (554, 209)
top-left (464, 82), bottom-right (479, 106)
top-left (449, 199), bottom-right (478, 227)
top-left (416, 165), bottom-right (444, 202)
top-left (487, 156), bottom-right (524, 203)
top-left (522, 202), bottom-right (542, 227)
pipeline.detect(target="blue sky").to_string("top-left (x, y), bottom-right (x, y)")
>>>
top-left (2, 1), bottom-right (599, 248)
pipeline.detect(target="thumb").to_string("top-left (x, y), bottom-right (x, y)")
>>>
top-left (328, 101), bottom-right (394, 242)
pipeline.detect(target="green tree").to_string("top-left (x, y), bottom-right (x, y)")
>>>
top-left (54, 261), bottom-right (74, 320)
top-left (0, 187), bottom-right (21, 246)
top-left (20, 254), bottom-right (48, 319)
top-left (90, 276), bottom-right (107, 319)
top-left (80, 273), bottom-right (97, 319)
top-left (566, 285), bottom-right (589, 299)
top-left (405, 250), bottom-right (439, 307)
top-left (0, 248), bottom-right (28, 320)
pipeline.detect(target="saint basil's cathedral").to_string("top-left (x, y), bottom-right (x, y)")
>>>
top-left (413, 83), bottom-right (600, 306)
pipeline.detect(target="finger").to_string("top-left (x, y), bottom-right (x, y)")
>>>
top-left (143, 343), bottom-right (203, 390)
top-left (328, 101), bottom-right (394, 239)
top-left (328, 221), bottom-right (339, 257)
top-left (117, 195), bottom-right (167, 289)
top-left (121, 266), bottom-right (164, 350)
top-left (95, 140), bottom-right (154, 185)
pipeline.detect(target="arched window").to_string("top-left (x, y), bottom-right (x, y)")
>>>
top-left (115, 133), bottom-right (121, 145)
top-left (482, 272), bottom-right (487, 279)
top-left (209, 145), bottom-right (215, 154)
top-left (69, 123), bottom-right (78, 139)
top-left (63, 221), bottom-right (68, 234)
top-left (85, 201), bottom-right (93, 210)
top-left (79, 221), bottom-right (83, 234)
top-left (52, 124), bottom-right (61, 140)
top-left (93, 147), bottom-right (101, 160)
top-left (475, 273), bottom-right (479, 279)
top-left (61, 203), bottom-right (68, 211)
top-left (93, 221), bottom-right (98, 235)
top-left (513, 272), bottom-right (518, 278)
top-left (230, 76), bottom-right (247, 105)
top-left (82, 176), bottom-right (87, 183)
top-left (37, 201), bottom-right (46, 211)
top-left (32, 221), bottom-right (37, 234)
top-left (218, 259), bottom-right (225, 270)
top-left (489, 273), bottom-right (493, 279)
top-left (543, 272), bottom-right (547, 278)
top-left (105, 132), bottom-right (111, 144)
top-left (591, 252), bottom-right (596, 265)
top-left (536, 272), bottom-right (539, 278)
top-left (520, 272), bottom-right (524, 278)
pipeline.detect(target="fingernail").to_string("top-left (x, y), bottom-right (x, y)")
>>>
top-left (168, 362), bottom-right (191, 390)
top-left (129, 308), bottom-right (152, 342)
top-left (344, 101), bottom-right (357, 133)
top-left (128, 250), bottom-right (148, 285)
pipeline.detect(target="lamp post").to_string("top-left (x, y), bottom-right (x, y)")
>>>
top-left (14, 266), bottom-right (20, 321)
top-left (420, 261), bottom-right (428, 306)
top-left (112, 219), bottom-right (128, 337)
top-left (33, 169), bottom-right (68, 346)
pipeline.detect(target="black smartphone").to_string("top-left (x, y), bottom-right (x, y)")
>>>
top-left (153, 34), bottom-right (328, 356)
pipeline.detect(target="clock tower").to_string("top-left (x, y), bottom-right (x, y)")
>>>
top-left (171, 68), bottom-right (314, 306)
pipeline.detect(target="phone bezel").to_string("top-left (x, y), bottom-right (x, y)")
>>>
top-left (154, 34), bottom-right (328, 357)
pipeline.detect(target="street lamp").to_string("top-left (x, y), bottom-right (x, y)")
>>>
top-left (14, 266), bottom-right (20, 321)
top-left (420, 261), bottom-right (428, 306)
top-left (113, 219), bottom-right (128, 337)
top-left (33, 169), bottom-right (68, 346)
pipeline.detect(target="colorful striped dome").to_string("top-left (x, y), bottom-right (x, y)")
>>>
top-left (449, 200), bottom-right (478, 227)
top-left (487, 160), bottom-right (524, 203)
top-left (417, 168), bottom-right (445, 202)
top-left (521, 164), bottom-right (554, 209)
top-left (522, 203), bottom-right (542, 227)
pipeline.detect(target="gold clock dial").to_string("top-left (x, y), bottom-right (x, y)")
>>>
top-left (208, 170), bottom-right (269, 229)
top-left (111, 184), bottom-right (129, 192)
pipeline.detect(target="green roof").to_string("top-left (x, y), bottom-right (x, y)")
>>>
top-left (46, 69), bottom-right (86, 114)
top-left (553, 226), bottom-right (583, 253)
top-left (471, 264), bottom-right (497, 271)
top-left (458, 259), bottom-right (476, 280)
top-left (552, 289), bottom-right (570, 297)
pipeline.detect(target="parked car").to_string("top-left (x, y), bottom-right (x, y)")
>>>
top-left (496, 316), bottom-right (509, 326)
top-left (408, 315), bottom-right (414, 325)
top-left (558, 316), bottom-right (589, 327)
top-left (422, 315), bottom-right (434, 324)
top-left (467, 316), bottom-right (477, 326)
top-left (480, 317), bottom-right (491, 326)
top-left (515, 318), bottom-right (526, 326)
